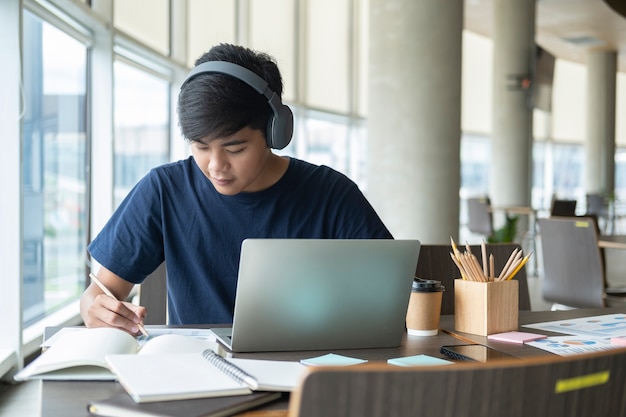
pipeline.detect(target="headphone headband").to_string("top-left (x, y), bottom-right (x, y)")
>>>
top-left (181, 61), bottom-right (293, 149)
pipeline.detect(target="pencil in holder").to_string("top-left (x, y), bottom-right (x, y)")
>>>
top-left (454, 279), bottom-right (518, 336)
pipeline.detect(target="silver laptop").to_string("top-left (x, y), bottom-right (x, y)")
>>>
top-left (212, 238), bottom-right (421, 352)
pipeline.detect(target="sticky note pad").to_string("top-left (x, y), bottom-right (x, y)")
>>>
top-left (487, 331), bottom-right (547, 344)
top-left (388, 354), bottom-right (453, 367)
top-left (300, 353), bottom-right (367, 366)
top-left (611, 336), bottom-right (626, 347)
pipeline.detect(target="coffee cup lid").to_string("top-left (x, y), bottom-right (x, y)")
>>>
top-left (412, 277), bottom-right (444, 292)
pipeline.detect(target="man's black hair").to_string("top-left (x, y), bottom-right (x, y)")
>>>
top-left (177, 43), bottom-right (284, 143)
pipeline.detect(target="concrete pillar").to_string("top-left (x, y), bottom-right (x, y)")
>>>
top-left (585, 50), bottom-right (617, 195)
top-left (368, 0), bottom-right (463, 243)
top-left (490, 0), bottom-right (535, 211)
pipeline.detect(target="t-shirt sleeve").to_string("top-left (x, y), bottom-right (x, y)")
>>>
top-left (88, 172), bottom-right (165, 283)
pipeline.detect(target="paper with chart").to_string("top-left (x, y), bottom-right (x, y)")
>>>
top-left (522, 314), bottom-right (626, 356)
top-left (525, 336), bottom-right (618, 356)
top-left (523, 313), bottom-right (626, 340)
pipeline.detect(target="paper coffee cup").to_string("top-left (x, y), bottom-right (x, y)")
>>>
top-left (406, 278), bottom-right (444, 336)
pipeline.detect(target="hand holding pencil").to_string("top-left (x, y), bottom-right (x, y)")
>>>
top-left (88, 273), bottom-right (149, 337)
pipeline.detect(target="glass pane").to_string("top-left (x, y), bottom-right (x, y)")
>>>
top-left (282, 109), bottom-right (366, 190)
top-left (552, 142), bottom-right (583, 199)
top-left (617, 73), bottom-right (626, 147)
top-left (22, 12), bottom-right (88, 325)
top-left (617, 148), bottom-right (626, 201)
top-left (459, 133), bottom-right (491, 227)
top-left (113, 61), bottom-right (170, 207)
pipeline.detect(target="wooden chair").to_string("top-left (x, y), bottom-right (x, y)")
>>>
top-left (466, 197), bottom-right (494, 239)
top-left (416, 243), bottom-right (531, 314)
top-left (538, 217), bottom-right (626, 309)
top-left (288, 348), bottom-right (626, 417)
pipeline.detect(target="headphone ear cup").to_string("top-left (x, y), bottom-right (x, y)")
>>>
top-left (267, 104), bottom-right (294, 149)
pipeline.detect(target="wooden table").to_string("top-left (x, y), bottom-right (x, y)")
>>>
top-left (598, 234), bottom-right (626, 250)
top-left (39, 307), bottom-right (626, 417)
top-left (39, 328), bottom-right (466, 417)
top-left (598, 235), bottom-right (626, 291)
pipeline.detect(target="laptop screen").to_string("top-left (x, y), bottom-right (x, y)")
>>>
top-left (218, 239), bottom-right (420, 352)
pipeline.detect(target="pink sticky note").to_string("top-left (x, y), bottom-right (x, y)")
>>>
top-left (610, 336), bottom-right (626, 346)
top-left (487, 331), bottom-right (547, 344)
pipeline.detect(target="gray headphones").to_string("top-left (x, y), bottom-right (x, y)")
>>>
top-left (181, 61), bottom-right (294, 150)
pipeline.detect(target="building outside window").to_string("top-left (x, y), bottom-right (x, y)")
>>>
top-left (113, 61), bottom-right (170, 208)
top-left (22, 11), bottom-right (88, 325)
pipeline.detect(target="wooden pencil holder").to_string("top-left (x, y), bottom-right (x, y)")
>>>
top-left (454, 279), bottom-right (518, 336)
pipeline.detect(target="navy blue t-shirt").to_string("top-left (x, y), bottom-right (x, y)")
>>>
top-left (88, 156), bottom-right (392, 324)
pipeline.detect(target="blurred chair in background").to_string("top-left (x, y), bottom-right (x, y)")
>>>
top-left (586, 193), bottom-right (612, 234)
top-left (467, 197), bottom-right (494, 241)
top-left (549, 198), bottom-right (577, 217)
top-left (537, 217), bottom-right (626, 310)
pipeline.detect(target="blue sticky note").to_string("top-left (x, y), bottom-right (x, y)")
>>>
top-left (387, 354), bottom-right (453, 367)
top-left (300, 353), bottom-right (368, 366)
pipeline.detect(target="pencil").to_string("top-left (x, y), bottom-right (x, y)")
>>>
top-left (481, 240), bottom-right (488, 278)
top-left (450, 237), bottom-right (462, 259)
top-left (500, 250), bottom-right (523, 281)
top-left (497, 248), bottom-right (519, 281)
top-left (505, 252), bottom-right (533, 281)
top-left (89, 273), bottom-right (149, 337)
top-left (449, 252), bottom-right (468, 280)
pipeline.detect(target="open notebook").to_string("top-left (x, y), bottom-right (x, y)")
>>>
top-left (14, 327), bottom-right (218, 381)
top-left (212, 238), bottom-right (421, 352)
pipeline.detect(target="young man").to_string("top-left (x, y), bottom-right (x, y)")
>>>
top-left (80, 43), bottom-right (392, 334)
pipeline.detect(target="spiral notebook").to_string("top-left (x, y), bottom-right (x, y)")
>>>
top-left (105, 349), bottom-right (307, 403)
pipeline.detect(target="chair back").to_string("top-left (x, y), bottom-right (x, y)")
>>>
top-left (288, 349), bottom-right (626, 417)
top-left (137, 262), bottom-right (168, 324)
top-left (586, 193), bottom-right (609, 216)
top-left (466, 197), bottom-right (493, 236)
top-left (538, 217), bottom-right (605, 308)
top-left (416, 243), bottom-right (531, 314)
top-left (550, 199), bottom-right (577, 217)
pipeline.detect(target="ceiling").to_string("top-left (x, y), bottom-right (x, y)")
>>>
top-left (464, 0), bottom-right (626, 74)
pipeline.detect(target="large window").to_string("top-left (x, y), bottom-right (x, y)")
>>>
top-left (113, 61), bottom-right (170, 207)
top-left (283, 109), bottom-right (367, 189)
top-left (22, 11), bottom-right (88, 325)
